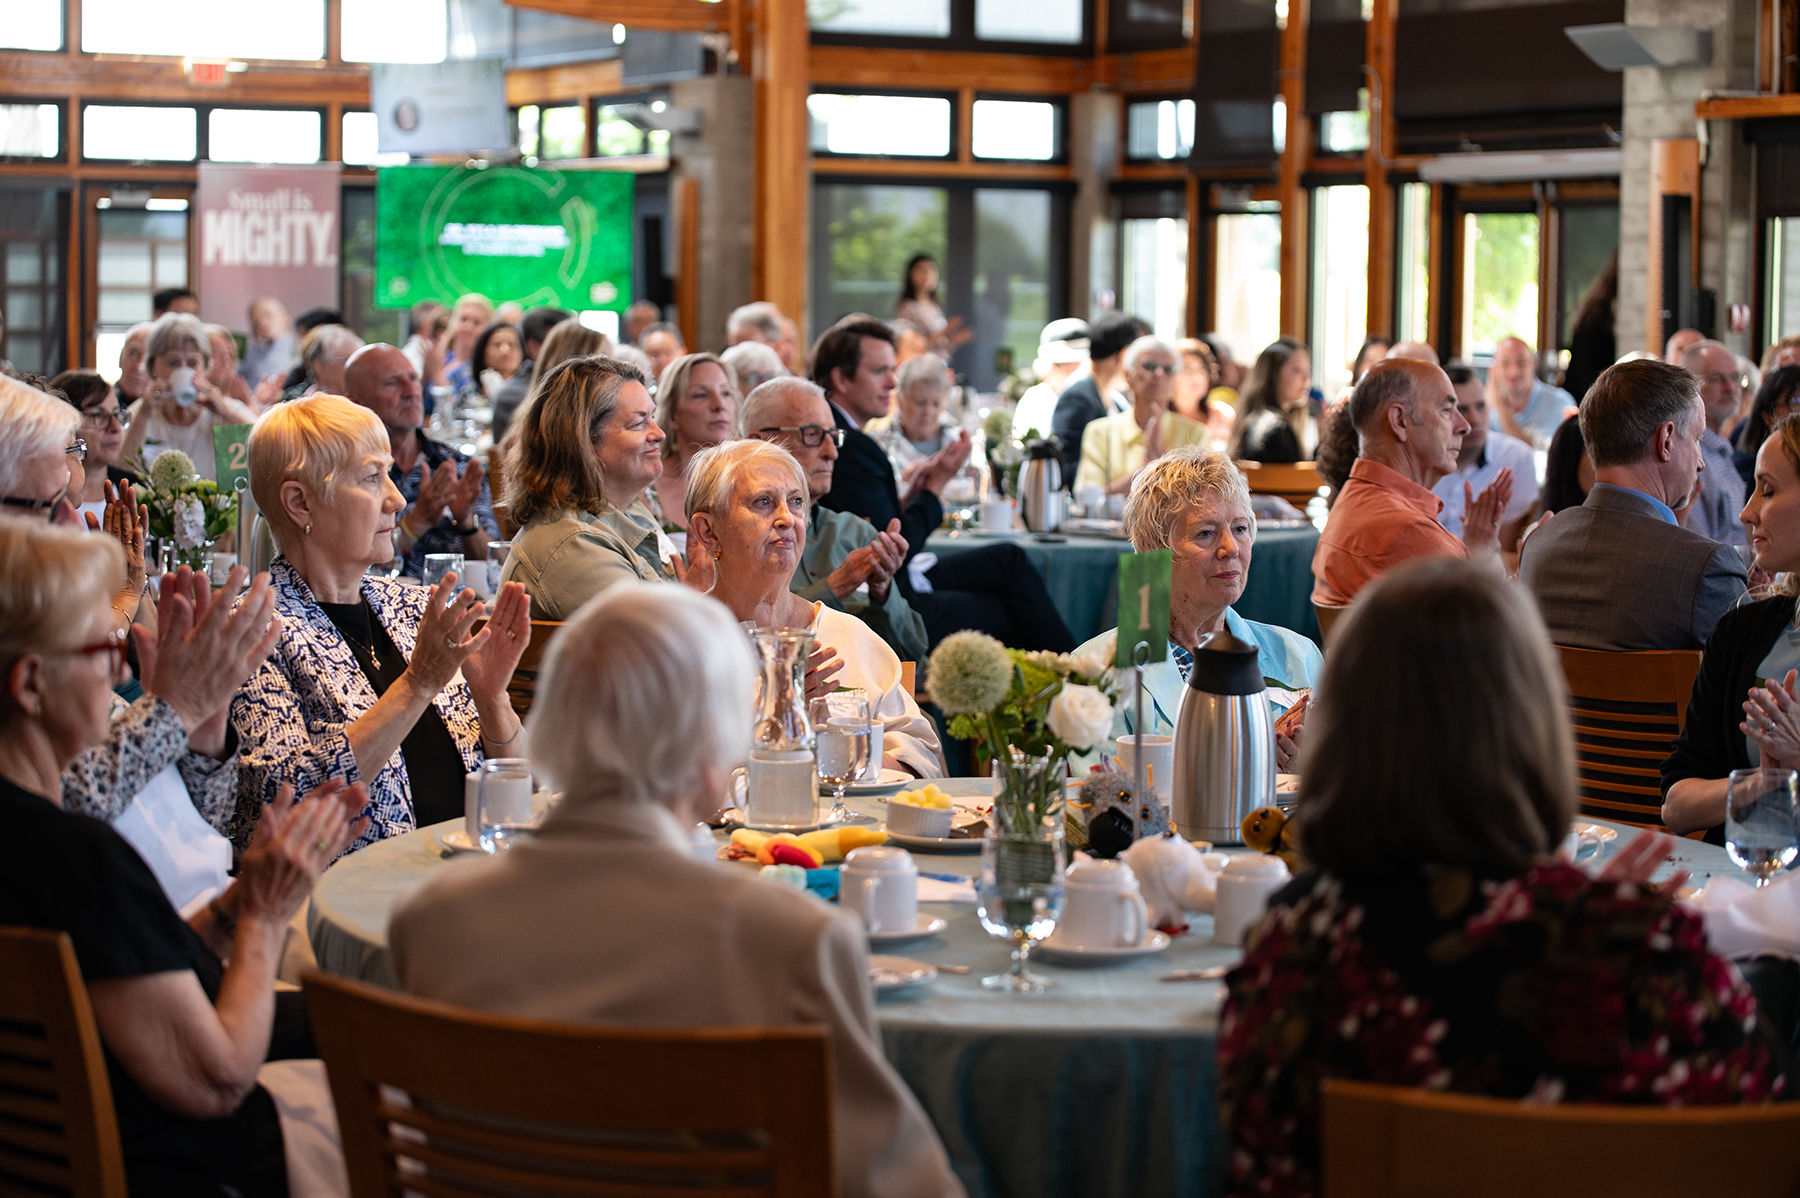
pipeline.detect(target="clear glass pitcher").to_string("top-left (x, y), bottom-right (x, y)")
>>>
top-left (739, 628), bottom-right (819, 829)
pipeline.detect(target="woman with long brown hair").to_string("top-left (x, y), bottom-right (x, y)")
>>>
top-left (1226, 336), bottom-right (1315, 463)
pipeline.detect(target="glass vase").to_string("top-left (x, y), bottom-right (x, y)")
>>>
top-left (976, 751), bottom-right (1066, 992)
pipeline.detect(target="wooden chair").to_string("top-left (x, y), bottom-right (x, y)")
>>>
top-left (486, 446), bottom-right (515, 539)
top-left (303, 971), bottom-right (835, 1198)
top-left (0, 928), bottom-right (128, 1198)
top-left (1321, 1077), bottom-right (1800, 1198)
top-left (900, 660), bottom-right (916, 700)
top-left (506, 619), bottom-right (562, 715)
top-left (1236, 459), bottom-right (1325, 509)
top-left (1313, 603), bottom-right (1344, 648)
top-left (1555, 645), bottom-right (1702, 832)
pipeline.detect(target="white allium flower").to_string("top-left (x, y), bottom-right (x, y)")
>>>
top-left (927, 631), bottom-right (1014, 716)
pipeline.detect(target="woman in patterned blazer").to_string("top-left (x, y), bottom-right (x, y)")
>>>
top-left (230, 394), bottom-right (532, 854)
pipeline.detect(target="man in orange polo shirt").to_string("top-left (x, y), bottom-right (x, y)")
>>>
top-left (1313, 358), bottom-right (1513, 609)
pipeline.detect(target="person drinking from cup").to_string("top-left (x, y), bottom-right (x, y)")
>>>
top-left (230, 395), bottom-right (532, 855)
top-left (1073, 447), bottom-right (1319, 769)
top-left (1218, 556), bottom-right (1786, 1198)
top-left (1664, 412), bottom-right (1800, 840)
top-left (119, 312), bottom-right (257, 483)
top-left (687, 439), bottom-right (944, 778)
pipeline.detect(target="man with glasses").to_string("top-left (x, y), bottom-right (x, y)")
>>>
top-left (1681, 339), bottom-right (1750, 548)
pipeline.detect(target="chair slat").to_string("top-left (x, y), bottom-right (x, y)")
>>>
top-left (0, 1030), bottom-right (52, 1065)
top-left (0, 1139), bottom-right (73, 1189)
top-left (376, 1102), bottom-right (771, 1173)
top-left (380, 1135), bottom-right (772, 1198)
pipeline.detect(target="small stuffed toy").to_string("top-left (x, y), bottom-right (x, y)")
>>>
top-left (1239, 805), bottom-right (1305, 873)
top-left (1124, 832), bottom-right (1220, 932)
top-left (1078, 769), bottom-right (1168, 859)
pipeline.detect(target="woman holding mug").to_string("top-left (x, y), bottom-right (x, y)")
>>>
top-left (120, 312), bottom-right (257, 482)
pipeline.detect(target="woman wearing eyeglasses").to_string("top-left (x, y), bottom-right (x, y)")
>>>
top-left (49, 370), bottom-right (136, 519)
top-left (501, 355), bottom-right (713, 620)
top-left (1074, 335), bottom-right (1209, 496)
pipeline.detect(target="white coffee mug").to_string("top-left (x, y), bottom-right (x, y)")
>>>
top-left (841, 846), bottom-right (918, 935)
top-left (1213, 854), bottom-right (1292, 946)
top-left (980, 499), bottom-right (1013, 532)
top-left (207, 553), bottom-right (238, 588)
top-left (1057, 859), bottom-right (1150, 949)
top-left (1116, 734), bottom-right (1175, 803)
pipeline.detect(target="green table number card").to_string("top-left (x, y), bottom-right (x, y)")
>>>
top-left (1116, 549), bottom-right (1173, 668)
top-left (214, 424), bottom-right (252, 493)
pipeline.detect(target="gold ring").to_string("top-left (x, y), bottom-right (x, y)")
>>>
top-left (507, 629), bottom-right (516, 640)
top-left (446, 634), bottom-right (458, 648)
top-left (315, 839), bottom-right (330, 853)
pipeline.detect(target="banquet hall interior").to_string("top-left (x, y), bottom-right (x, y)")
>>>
top-left (10, 0), bottom-right (1800, 1195)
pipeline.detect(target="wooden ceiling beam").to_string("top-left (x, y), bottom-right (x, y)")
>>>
top-left (506, 0), bottom-right (733, 34)
top-left (0, 52), bottom-right (371, 107)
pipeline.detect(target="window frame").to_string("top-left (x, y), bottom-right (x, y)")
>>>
top-left (808, 0), bottom-right (1096, 58)
top-left (807, 89), bottom-right (961, 162)
top-left (0, 99), bottom-right (67, 165)
top-left (204, 104), bottom-right (327, 165)
top-left (969, 93), bottom-right (1068, 166)
top-left (79, 101), bottom-right (203, 164)
top-left (1122, 94), bottom-right (1196, 165)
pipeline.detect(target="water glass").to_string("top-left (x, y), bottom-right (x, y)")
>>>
top-left (1726, 767), bottom-right (1800, 887)
top-left (976, 756), bottom-right (1067, 993)
top-left (423, 553), bottom-right (464, 590)
top-left (476, 757), bottom-right (535, 854)
top-left (810, 693), bottom-right (872, 825)
top-left (486, 540), bottom-right (511, 593)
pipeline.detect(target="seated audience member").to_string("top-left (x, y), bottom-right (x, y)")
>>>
top-left (441, 294), bottom-right (494, 396)
top-left (121, 312), bottom-right (258, 481)
top-left (204, 323), bottom-right (257, 408)
top-left (639, 321), bottom-right (687, 382)
top-left (726, 300), bottom-right (799, 372)
top-left (1519, 358), bottom-right (1746, 651)
top-left (747, 377), bottom-right (928, 665)
top-left (240, 296), bottom-right (297, 394)
top-left (343, 344), bottom-right (499, 580)
top-left (1229, 337), bottom-right (1317, 464)
top-left (721, 339), bottom-right (787, 394)
top-left (622, 299), bottom-right (661, 346)
top-left (1665, 326), bottom-right (1706, 365)
top-left (276, 309), bottom-right (350, 397)
top-left (1313, 400), bottom-right (1359, 508)
top-left (1051, 313), bottom-right (1139, 485)
top-left (489, 306), bottom-right (571, 441)
top-left (500, 319), bottom-right (610, 447)
top-left (1663, 413), bottom-right (1800, 840)
top-left (1312, 358), bottom-right (1511, 610)
top-left (1680, 339), bottom-right (1750, 548)
top-left (1349, 336), bottom-right (1392, 385)
top-left (113, 321), bottom-right (154, 409)
top-left (1432, 362), bottom-right (1538, 545)
top-left (1077, 336), bottom-right (1207, 494)
top-left (815, 318), bottom-right (1074, 651)
top-left (152, 287), bottom-right (199, 318)
top-left (1384, 340), bottom-right (1439, 364)
top-left (462, 319), bottom-right (526, 404)
top-left (388, 582), bottom-right (963, 1198)
top-left (689, 440), bottom-right (943, 777)
top-left (1073, 447), bottom-right (1319, 767)
top-left (400, 300), bottom-right (450, 393)
top-left (501, 356), bottom-right (711, 619)
top-left (293, 324), bottom-right (365, 403)
top-left (1174, 337), bottom-right (1237, 448)
top-left (0, 517), bottom-right (371, 1196)
top-left (1541, 413), bottom-right (1594, 514)
top-left (1489, 335), bottom-right (1575, 444)
top-left (1219, 556), bottom-right (1784, 1198)
top-left (1762, 335), bottom-right (1800, 375)
top-left (48, 369), bottom-right (135, 517)
top-left (652, 352), bottom-right (740, 533)
top-left (1011, 318), bottom-right (1089, 440)
top-left (1734, 365), bottom-right (1800, 490)
top-left (868, 352), bottom-right (962, 485)
top-left (232, 395), bottom-right (532, 852)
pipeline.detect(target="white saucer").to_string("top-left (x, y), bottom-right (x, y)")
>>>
top-left (885, 829), bottom-right (984, 853)
top-left (869, 954), bottom-right (937, 994)
top-left (845, 768), bottom-right (911, 796)
top-left (438, 830), bottom-right (482, 854)
top-left (964, 527), bottom-right (1023, 537)
top-left (1033, 930), bottom-right (1172, 965)
top-left (1571, 821), bottom-right (1619, 843)
top-left (868, 915), bottom-right (949, 946)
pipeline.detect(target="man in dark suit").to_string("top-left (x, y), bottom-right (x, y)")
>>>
top-left (1519, 357), bottom-right (1747, 650)
top-left (1051, 313), bottom-right (1142, 485)
top-left (815, 317), bottom-right (1074, 651)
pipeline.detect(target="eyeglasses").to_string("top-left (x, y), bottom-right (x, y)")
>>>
top-left (1702, 372), bottom-right (1750, 391)
top-left (1133, 361), bottom-right (1177, 376)
top-left (66, 439), bottom-right (86, 463)
top-left (758, 425), bottom-right (845, 448)
top-left (1, 484), bottom-right (69, 515)
top-left (60, 627), bottom-right (130, 675)
top-left (80, 407), bottom-right (126, 429)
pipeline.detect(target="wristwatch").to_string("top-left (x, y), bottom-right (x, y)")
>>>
top-left (454, 520), bottom-right (480, 536)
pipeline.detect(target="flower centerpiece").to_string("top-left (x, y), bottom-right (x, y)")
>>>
top-left (929, 630), bottom-right (1115, 991)
top-left (135, 451), bottom-right (237, 570)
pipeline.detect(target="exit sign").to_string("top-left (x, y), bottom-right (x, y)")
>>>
top-left (188, 60), bottom-right (229, 87)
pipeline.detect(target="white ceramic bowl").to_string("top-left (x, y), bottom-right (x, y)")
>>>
top-left (885, 799), bottom-right (953, 839)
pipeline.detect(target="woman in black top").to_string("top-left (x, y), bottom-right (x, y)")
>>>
top-left (1733, 366), bottom-right (1800, 490)
top-left (1227, 337), bottom-right (1315, 464)
top-left (1665, 413), bottom-right (1800, 840)
top-left (0, 519), bottom-right (369, 1195)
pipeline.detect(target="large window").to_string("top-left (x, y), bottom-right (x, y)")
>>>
top-left (96, 209), bottom-right (189, 379)
top-left (340, 189), bottom-right (404, 349)
top-left (974, 0), bottom-right (1082, 44)
top-left (1212, 210), bottom-right (1281, 371)
top-left (1767, 218), bottom-right (1800, 348)
top-left (82, 0), bottom-right (326, 59)
top-left (1, 189), bottom-right (63, 376)
top-left (342, 0), bottom-right (446, 62)
top-left (3, 0), bottom-right (61, 51)
top-left (1122, 217), bottom-right (1188, 341)
top-left (0, 105), bottom-right (59, 159)
top-left (971, 100), bottom-right (1059, 162)
top-left (1557, 203), bottom-right (1618, 353)
top-left (208, 109), bottom-right (322, 164)
top-left (809, 0), bottom-right (953, 38)
top-left (807, 0), bottom-right (1084, 44)
top-left (516, 105), bottom-right (588, 161)
top-left (1460, 210), bottom-right (1539, 358)
top-left (1396, 181), bottom-right (1431, 345)
top-left (1125, 99), bottom-right (1194, 162)
top-left (814, 183), bottom-right (947, 334)
top-left (341, 111), bottom-right (409, 167)
top-left (973, 188), bottom-right (1054, 381)
top-left (595, 104), bottom-right (672, 158)
top-left (808, 95), bottom-right (954, 158)
top-left (1310, 184), bottom-right (1369, 397)
top-left (84, 106), bottom-right (198, 163)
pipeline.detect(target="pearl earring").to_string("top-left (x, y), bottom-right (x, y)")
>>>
top-left (304, 524), bottom-right (312, 535)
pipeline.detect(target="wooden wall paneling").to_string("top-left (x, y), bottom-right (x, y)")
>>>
top-left (1364, 0), bottom-right (1397, 337)
top-left (506, 60), bottom-right (625, 107)
top-left (1539, 186), bottom-right (1558, 356)
top-left (753, 0), bottom-right (809, 323)
top-left (1647, 137), bottom-right (1700, 353)
top-left (806, 46), bottom-right (1096, 94)
top-left (1759, 0), bottom-right (1777, 93)
top-left (325, 101), bottom-right (343, 163)
top-left (326, 0), bottom-right (343, 64)
top-left (675, 175), bottom-right (700, 351)
top-left (1277, 0), bottom-right (1311, 337)
top-left (730, 0), bottom-right (753, 76)
top-left (1426, 181), bottom-right (1442, 351)
top-left (509, 0), bottom-right (733, 33)
top-left (958, 88), bottom-right (975, 164)
top-left (1203, 189), bottom-right (1219, 334)
top-left (0, 54), bottom-right (372, 108)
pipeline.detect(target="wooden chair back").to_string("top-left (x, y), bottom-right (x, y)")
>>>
top-left (487, 446), bottom-right (516, 539)
top-left (1236, 459), bottom-right (1325, 508)
top-left (1322, 1077), bottom-right (1800, 1197)
top-left (900, 660), bottom-right (916, 700)
top-left (506, 620), bottom-right (562, 715)
top-left (0, 928), bottom-right (128, 1198)
top-left (1313, 603), bottom-right (1344, 648)
top-left (1555, 645), bottom-right (1702, 832)
top-left (303, 971), bottom-right (836, 1198)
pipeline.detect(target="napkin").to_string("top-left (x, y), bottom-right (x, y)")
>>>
top-left (917, 875), bottom-right (976, 903)
top-left (1696, 872), bottom-right (1800, 961)
top-left (907, 552), bottom-right (938, 595)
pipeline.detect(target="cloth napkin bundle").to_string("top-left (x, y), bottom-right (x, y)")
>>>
top-left (1697, 872), bottom-right (1800, 961)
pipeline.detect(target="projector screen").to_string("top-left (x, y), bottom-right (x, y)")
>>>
top-left (375, 164), bottom-right (633, 312)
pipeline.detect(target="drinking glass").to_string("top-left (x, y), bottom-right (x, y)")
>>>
top-left (423, 553), bottom-right (464, 590)
top-left (1726, 767), bottom-right (1800, 887)
top-left (976, 752), bottom-right (1066, 992)
top-left (486, 540), bottom-right (512, 593)
top-left (809, 692), bottom-right (871, 825)
top-left (477, 757), bottom-right (536, 854)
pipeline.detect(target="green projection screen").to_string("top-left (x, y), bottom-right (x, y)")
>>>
top-left (375, 165), bottom-right (633, 311)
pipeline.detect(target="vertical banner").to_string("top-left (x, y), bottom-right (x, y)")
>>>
top-left (196, 162), bottom-right (342, 332)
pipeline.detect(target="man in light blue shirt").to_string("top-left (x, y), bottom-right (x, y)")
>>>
top-left (1680, 339), bottom-right (1749, 548)
top-left (1433, 363), bottom-right (1539, 545)
top-left (1492, 335), bottom-right (1576, 444)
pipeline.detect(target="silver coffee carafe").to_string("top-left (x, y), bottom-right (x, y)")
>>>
top-left (1018, 445), bottom-right (1062, 532)
top-left (1169, 629), bottom-right (1275, 843)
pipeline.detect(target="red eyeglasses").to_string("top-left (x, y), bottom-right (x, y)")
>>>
top-left (62, 627), bottom-right (129, 674)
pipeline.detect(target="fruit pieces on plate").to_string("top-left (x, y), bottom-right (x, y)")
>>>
top-left (891, 783), bottom-right (954, 810)
top-left (723, 825), bottom-right (888, 866)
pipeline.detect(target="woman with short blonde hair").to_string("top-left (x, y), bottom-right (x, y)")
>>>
top-left (652, 352), bottom-right (741, 533)
top-left (232, 394), bottom-right (532, 854)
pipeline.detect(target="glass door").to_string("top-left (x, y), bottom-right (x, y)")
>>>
top-left (89, 190), bottom-right (190, 378)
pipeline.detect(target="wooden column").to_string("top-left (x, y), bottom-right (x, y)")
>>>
top-left (1646, 138), bottom-right (1700, 354)
top-left (1185, 173), bottom-right (1202, 336)
top-left (752, 0), bottom-right (809, 328)
top-left (1363, 0), bottom-right (1396, 337)
top-left (1277, 0), bottom-right (1311, 338)
top-left (675, 175), bottom-right (700, 351)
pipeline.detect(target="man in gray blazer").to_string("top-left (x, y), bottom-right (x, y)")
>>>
top-left (1520, 357), bottom-right (1747, 650)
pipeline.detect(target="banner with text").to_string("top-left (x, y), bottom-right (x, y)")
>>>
top-left (196, 162), bottom-right (342, 332)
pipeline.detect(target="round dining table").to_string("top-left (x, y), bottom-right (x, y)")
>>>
top-left (308, 779), bottom-right (1733, 1198)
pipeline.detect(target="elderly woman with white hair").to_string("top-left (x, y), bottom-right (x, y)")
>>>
top-left (1075, 335), bottom-right (1209, 495)
top-left (1073, 446), bottom-right (1320, 768)
top-left (120, 311), bottom-right (258, 481)
top-left (231, 394), bottom-right (532, 854)
top-left (689, 438), bottom-right (944, 778)
top-left (388, 582), bottom-right (964, 1198)
top-left (720, 339), bottom-right (787, 394)
top-left (866, 352), bottom-right (962, 486)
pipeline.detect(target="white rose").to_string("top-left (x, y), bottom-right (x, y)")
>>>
top-left (1046, 683), bottom-right (1113, 750)
top-left (1068, 651), bottom-right (1110, 681)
